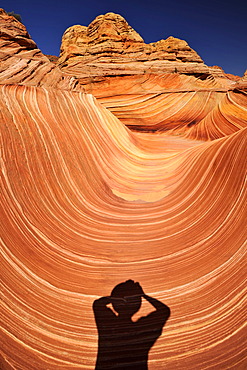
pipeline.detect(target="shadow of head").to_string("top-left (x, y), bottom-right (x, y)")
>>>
top-left (111, 280), bottom-right (142, 318)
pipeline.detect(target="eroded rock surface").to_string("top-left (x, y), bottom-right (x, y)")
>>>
top-left (1, 83), bottom-right (246, 369)
top-left (0, 9), bottom-right (79, 90)
top-left (234, 69), bottom-right (247, 91)
top-left (58, 12), bottom-right (215, 77)
top-left (57, 12), bottom-right (247, 136)
top-left (1, 9), bottom-right (246, 370)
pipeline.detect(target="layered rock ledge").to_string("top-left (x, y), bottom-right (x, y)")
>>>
top-left (0, 10), bottom-right (247, 369)
top-left (55, 12), bottom-right (247, 135)
top-left (0, 8), bottom-right (79, 90)
top-left (58, 12), bottom-right (222, 79)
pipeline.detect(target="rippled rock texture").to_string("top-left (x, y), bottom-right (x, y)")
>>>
top-left (1, 9), bottom-right (247, 370)
top-left (58, 12), bottom-right (205, 73)
top-left (57, 12), bottom-right (247, 137)
top-left (58, 12), bottom-right (229, 88)
top-left (0, 9), bottom-right (79, 90)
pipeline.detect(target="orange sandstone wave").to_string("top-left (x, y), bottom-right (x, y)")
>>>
top-left (1, 84), bottom-right (246, 369)
top-left (56, 12), bottom-right (247, 137)
top-left (76, 74), bottom-right (247, 138)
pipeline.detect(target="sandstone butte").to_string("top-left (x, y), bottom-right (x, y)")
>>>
top-left (0, 8), bottom-right (246, 370)
top-left (57, 12), bottom-right (247, 137)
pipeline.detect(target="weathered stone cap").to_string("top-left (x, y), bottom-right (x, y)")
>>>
top-left (58, 12), bottom-right (203, 66)
top-left (0, 8), bottom-right (80, 90)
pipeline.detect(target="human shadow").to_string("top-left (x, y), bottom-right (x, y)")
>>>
top-left (93, 280), bottom-right (170, 369)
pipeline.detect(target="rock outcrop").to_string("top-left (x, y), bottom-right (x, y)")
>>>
top-left (56, 12), bottom-right (247, 136)
top-left (234, 69), bottom-right (247, 91)
top-left (1, 9), bottom-right (247, 370)
top-left (58, 12), bottom-right (216, 78)
top-left (45, 54), bottom-right (59, 63)
top-left (0, 9), bottom-right (79, 90)
top-left (1, 83), bottom-right (246, 369)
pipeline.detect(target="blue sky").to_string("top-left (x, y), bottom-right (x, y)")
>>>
top-left (2, 0), bottom-right (246, 76)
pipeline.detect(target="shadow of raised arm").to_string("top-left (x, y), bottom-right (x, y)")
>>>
top-left (143, 294), bottom-right (170, 319)
top-left (93, 281), bottom-right (171, 369)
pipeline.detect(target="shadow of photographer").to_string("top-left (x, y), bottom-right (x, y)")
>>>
top-left (93, 280), bottom-right (170, 369)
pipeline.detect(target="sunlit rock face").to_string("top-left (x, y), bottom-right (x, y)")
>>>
top-left (58, 12), bottom-right (222, 82)
top-left (58, 12), bottom-right (236, 82)
top-left (58, 12), bottom-right (247, 137)
top-left (1, 9), bottom-right (247, 370)
top-left (234, 69), bottom-right (247, 91)
top-left (0, 9), bottom-right (79, 90)
top-left (58, 12), bottom-right (205, 73)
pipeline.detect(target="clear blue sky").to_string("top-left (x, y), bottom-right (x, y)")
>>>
top-left (2, 0), bottom-right (246, 76)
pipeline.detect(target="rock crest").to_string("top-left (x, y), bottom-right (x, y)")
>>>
top-left (0, 8), bottom-right (247, 370)
top-left (58, 12), bottom-right (209, 76)
top-left (0, 8), bottom-right (79, 90)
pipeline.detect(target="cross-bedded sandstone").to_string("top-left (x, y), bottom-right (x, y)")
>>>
top-left (0, 9), bottom-right (246, 370)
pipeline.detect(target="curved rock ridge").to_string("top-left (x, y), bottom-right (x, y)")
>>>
top-left (76, 72), bottom-right (247, 139)
top-left (58, 12), bottom-right (215, 77)
top-left (234, 69), bottom-right (247, 91)
top-left (184, 90), bottom-right (247, 140)
top-left (97, 80), bottom-right (247, 139)
top-left (56, 13), bottom-right (247, 135)
top-left (1, 10), bottom-right (247, 370)
top-left (0, 84), bottom-right (202, 203)
top-left (0, 9), bottom-right (79, 90)
top-left (1, 8), bottom-right (245, 139)
top-left (1, 83), bottom-right (247, 369)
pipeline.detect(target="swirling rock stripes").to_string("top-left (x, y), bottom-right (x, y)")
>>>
top-left (55, 12), bottom-right (247, 138)
top-left (65, 72), bottom-right (246, 137)
top-left (1, 83), bottom-right (246, 368)
top-left (0, 9), bottom-right (80, 91)
top-left (185, 91), bottom-right (247, 140)
top-left (55, 11), bottom-right (246, 137)
top-left (94, 82), bottom-right (247, 138)
top-left (1, 8), bottom-right (245, 141)
top-left (100, 90), bottom-right (226, 132)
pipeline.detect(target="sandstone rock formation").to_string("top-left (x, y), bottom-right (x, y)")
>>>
top-left (234, 69), bottom-right (247, 91)
top-left (58, 12), bottom-right (221, 79)
top-left (57, 12), bottom-right (247, 136)
top-left (1, 9), bottom-right (247, 370)
top-left (45, 54), bottom-right (59, 63)
top-left (0, 9), bottom-right (79, 90)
